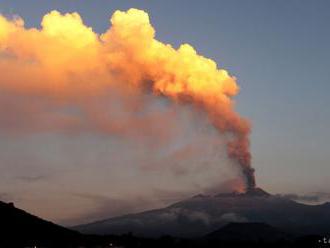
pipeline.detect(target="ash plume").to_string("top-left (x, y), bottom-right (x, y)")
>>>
top-left (0, 9), bottom-right (255, 189)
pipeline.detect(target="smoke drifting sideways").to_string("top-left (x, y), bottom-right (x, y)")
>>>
top-left (0, 9), bottom-right (255, 190)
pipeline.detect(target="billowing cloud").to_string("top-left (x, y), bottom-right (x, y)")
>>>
top-left (0, 8), bottom-right (256, 224)
top-left (0, 8), bottom-right (254, 188)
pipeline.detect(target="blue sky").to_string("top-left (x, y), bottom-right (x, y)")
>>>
top-left (0, 0), bottom-right (329, 223)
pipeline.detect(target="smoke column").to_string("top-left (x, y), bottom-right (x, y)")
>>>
top-left (0, 9), bottom-right (255, 190)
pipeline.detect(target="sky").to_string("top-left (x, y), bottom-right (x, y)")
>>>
top-left (0, 0), bottom-right (329, 225)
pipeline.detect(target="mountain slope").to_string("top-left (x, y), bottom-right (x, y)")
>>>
top-left (0, 201), bottom-right (81, 247)
top-left (205, 222), bottom-right (291, 242)
top-left (74, 188), bottom-right (330, 238)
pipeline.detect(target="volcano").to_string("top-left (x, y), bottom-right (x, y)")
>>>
top-left (74, 188), bottom-right (330, 238)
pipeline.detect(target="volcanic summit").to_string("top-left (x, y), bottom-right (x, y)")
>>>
top-left (74, 187), bottom-right (330, 237)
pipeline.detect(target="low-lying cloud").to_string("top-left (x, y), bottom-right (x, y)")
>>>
top-left (281, 192), bottom-right (330, 205)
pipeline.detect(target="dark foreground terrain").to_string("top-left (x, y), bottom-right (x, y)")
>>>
top-left (1, 196), bottom-right (329, 248)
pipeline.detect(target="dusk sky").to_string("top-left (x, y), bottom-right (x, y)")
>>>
top-left (0, 0), bottom-right (329, 225)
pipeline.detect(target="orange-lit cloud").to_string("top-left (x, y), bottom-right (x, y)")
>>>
top-left (0, 9), bottom-right (254, 189)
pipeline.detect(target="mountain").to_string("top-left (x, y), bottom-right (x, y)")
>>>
top-left (0, 200), bottom-right (81, 247)
top-left (205, 222), bottom-right (291, 242)
top-left (0, 195), bottom-right (327, 248)
top-left (74, 187), bottom-right (330, 238)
